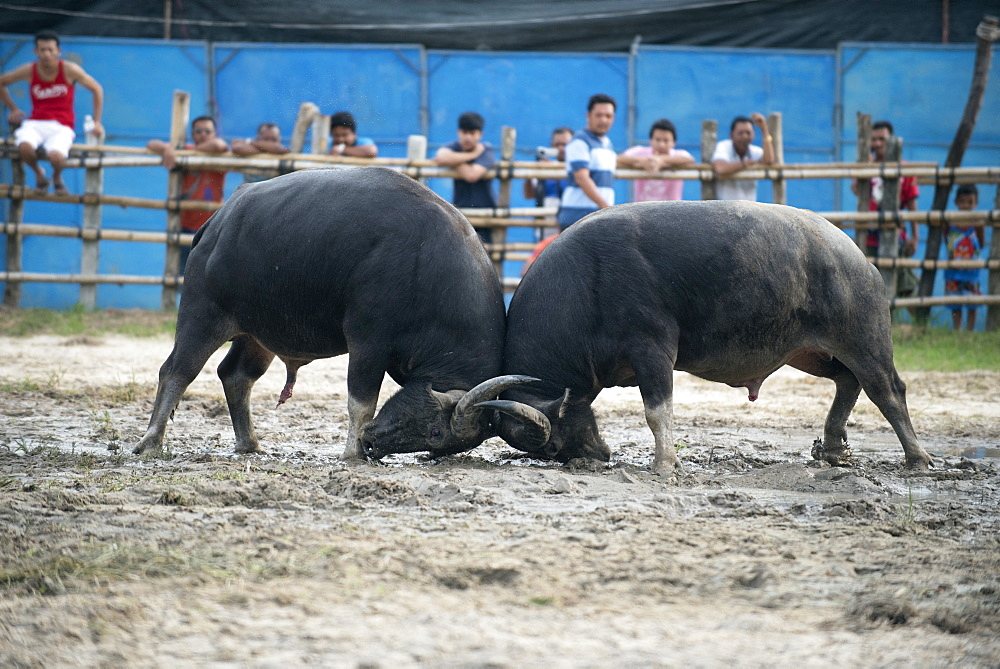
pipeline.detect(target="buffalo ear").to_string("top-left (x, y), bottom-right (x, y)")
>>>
top-left (557, 388), bottom-right (571, 420)
top-left (427, 385), bottom-right (465, 411)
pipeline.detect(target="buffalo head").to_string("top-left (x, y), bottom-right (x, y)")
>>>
top-left (358, 375), bottom-right (540, 460)
top-left (479, 390), bottom-right (612, 464)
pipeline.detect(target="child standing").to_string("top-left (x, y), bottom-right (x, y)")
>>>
top-left (945, 184), bottom-right (986, 331)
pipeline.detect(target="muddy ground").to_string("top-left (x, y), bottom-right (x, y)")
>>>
top-left (1, 333), bottom-right (999, 667)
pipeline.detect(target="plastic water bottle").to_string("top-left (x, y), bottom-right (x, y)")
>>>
top-left (84, 114), bottom-right (95, 136)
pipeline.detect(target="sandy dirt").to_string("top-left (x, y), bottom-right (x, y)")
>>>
top-left (1, 333), bottom-right (999, 667)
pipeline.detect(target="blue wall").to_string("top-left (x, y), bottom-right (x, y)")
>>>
top-left (838, 43), bottom-right (1000, 328)
top-left (2, 35), bottom-right (998, 324)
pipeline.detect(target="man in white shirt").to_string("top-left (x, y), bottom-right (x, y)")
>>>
top-left (711, 113), bottom-right (774, 201)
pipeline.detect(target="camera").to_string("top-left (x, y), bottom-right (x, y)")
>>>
top-left (536, 146), bottom-right (560, 160)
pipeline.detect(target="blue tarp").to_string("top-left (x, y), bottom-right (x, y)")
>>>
top-left (1, 34), bottom-right (998, 326)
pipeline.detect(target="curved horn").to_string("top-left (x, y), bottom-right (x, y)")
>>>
top-left (475, 399), bottom-right (552, 451)
top-left (450, 375), bottom-right (541, 438)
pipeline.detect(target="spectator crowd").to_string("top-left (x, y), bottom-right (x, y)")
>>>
top-left (0, 30), bottom-right (991, 328)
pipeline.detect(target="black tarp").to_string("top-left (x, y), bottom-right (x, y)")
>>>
top-left (0, 0), bottom-right (995, 51)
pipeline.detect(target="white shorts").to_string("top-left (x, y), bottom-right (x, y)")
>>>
top-left (14, 119), bottom-right (76, 157)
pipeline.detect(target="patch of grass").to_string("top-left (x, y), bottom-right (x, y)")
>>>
top-left (529, 596), bottom-right (555, 606)
top-left (0, 369), bottom-right (65, 394)
top-left (893, 485), bottom-right (916, 526)
top-left (0, 305), bottom-right (176, 338)
top-left (0, 538), bottom-right (322, 595)
top-left (892, 326), bottom-right (1000, 372)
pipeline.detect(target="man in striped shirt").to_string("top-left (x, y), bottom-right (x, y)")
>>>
top-left (557, 93), bottom-right (617, 230)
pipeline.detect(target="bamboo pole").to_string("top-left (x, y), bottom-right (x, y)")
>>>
top-left (11, 222), bottom-right (999, 271)
top-left (823, 209), bottom-right (999, 226)
top-left (289, 102), bottom-right (318, 154)
top-left (869, 257), bottom-right (1000, 270)
top-left (162, 91), bottom-right (189, 309)
top-left (407, 134), bottom-right (428, 185)
top-left (3, 154), bottom-right (25, 307)
top-left (1, 271), bottom-right (182, 286)
top-left (0, 222), bottom-right (194, 244)
top-left (768, 112), bottom-right (785, 205)
top-left (0, 185), bottom-right (219, 210)
top-left (989, 185), bottom-right (1000, 331)
top-left (491, 126), bottom-right (517, 278)
top-left (4, 140), bottom-right (998, 183)
top-left (893, 294), bottom-right (1000, 308)
top-left (700, 120), bottom-right (717, 200)
top-left (2, 180), bottom-right (995, 227)
top-left (79, 124), bottom-right (104, 309)
top-left (916, 14), bottom-right (1000, 323)
top-left (877, 135), bottom-right (903, 297)
top-left (854, 113), bottom-right (872, 251)
top-left (311, 114), bottom-right (330, 155)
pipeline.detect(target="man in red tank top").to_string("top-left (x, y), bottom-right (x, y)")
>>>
top-left (147, 116), bottom-right (229, 275)
top-left (0, 30), bottom-right (104, 195)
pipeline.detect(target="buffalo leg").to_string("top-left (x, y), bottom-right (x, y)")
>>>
top-left (633, 336), bottom-right (680, 474)
top-left (134, 334), bottom-right (229, 455)
top-left (218, 335), bottom-right (275, 454)
top-left (645, 393), bottom-right (677, 474)
top-left (341, 354), bottom-right (383, 460)
top-left (788, 353), bottom-right (861, 466)
top-left (851, 362), bottom-right (931, 470)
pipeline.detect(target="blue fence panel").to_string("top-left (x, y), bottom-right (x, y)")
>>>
top-left (2, 35), bottom-right (998, 318)
top-left (213, 42), bottom-right (423, 158)
top-left (426, 50), bottom-right (630, 209)
top-left (838, 43), bottom-right (1000, 330)
top-left (1, 34), bottom-right (212, 308)
top-left (426, 50), bottom-right (629, 281)
top-left (635, 45), bottom-right (837, 209)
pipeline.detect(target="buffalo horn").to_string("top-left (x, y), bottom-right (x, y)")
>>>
top-left (450, 375), bottom-right (541, 438)
top-left (475, 399), bottom-right (552, 450)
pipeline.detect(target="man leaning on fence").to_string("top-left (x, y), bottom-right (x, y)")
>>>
top-left (617, 118), bottom-right (694, 202)
top-left (434, 111), bottom-right (497, 243)
top-left (0, 29), bottom-right (104, 196)
top-left (147, 115), bottom-right (229, 275)
top-left (711, 113), bottom-right (774, 201)
top-left (231, 121), bottom-right (288, 184)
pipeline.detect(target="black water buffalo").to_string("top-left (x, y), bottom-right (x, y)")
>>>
top-left (481, 200), bottom-right (933, 474)
top-left (134, 167), bottom-right (531, 459)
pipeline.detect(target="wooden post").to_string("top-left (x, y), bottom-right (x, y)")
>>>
top-left (988, 186), bottom-right (1000, 332)
top-left (3, 154), bottom-right (25, 306)
top-left (854, 113), bottom-right (873, 251)
top-left (767, 112), bottom-right (785, 205)
top-left (877, 135), bottom-right (903, 298)
top-left (310, 114), bottom-right (330, 155)
top-left (700, 120), bottom-right (717, 201)
top-left (916, 14), bottom-right (999, 324)
top-left (289, 102), bottom-right (318, 154)
top-left (406, 134), bottom-right (427, 184)
top-left (492, 126), bottom-right (515, 279)
top-left (79, 125), bottom-right (104, 309)
top-left (161, 90), bottom-right (189, 310)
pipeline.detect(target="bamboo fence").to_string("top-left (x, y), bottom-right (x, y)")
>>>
top-left (1, 108), bottom-right (998, 328)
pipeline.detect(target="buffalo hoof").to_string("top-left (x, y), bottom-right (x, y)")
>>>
top-left (340, 444), bottom-right (365, 461)
top-left (810, 438), bottom-right (853, 467)
top-left (564, 457), bottom-right (606, 473)
top-left (235, 441), bottom-right (265, 455)
top-left (652, 461), bottom-right (681, 478)
top-left (133, 436), bottom-right (162, 456)
top-left (904, 455), bottom-right (933, 472)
